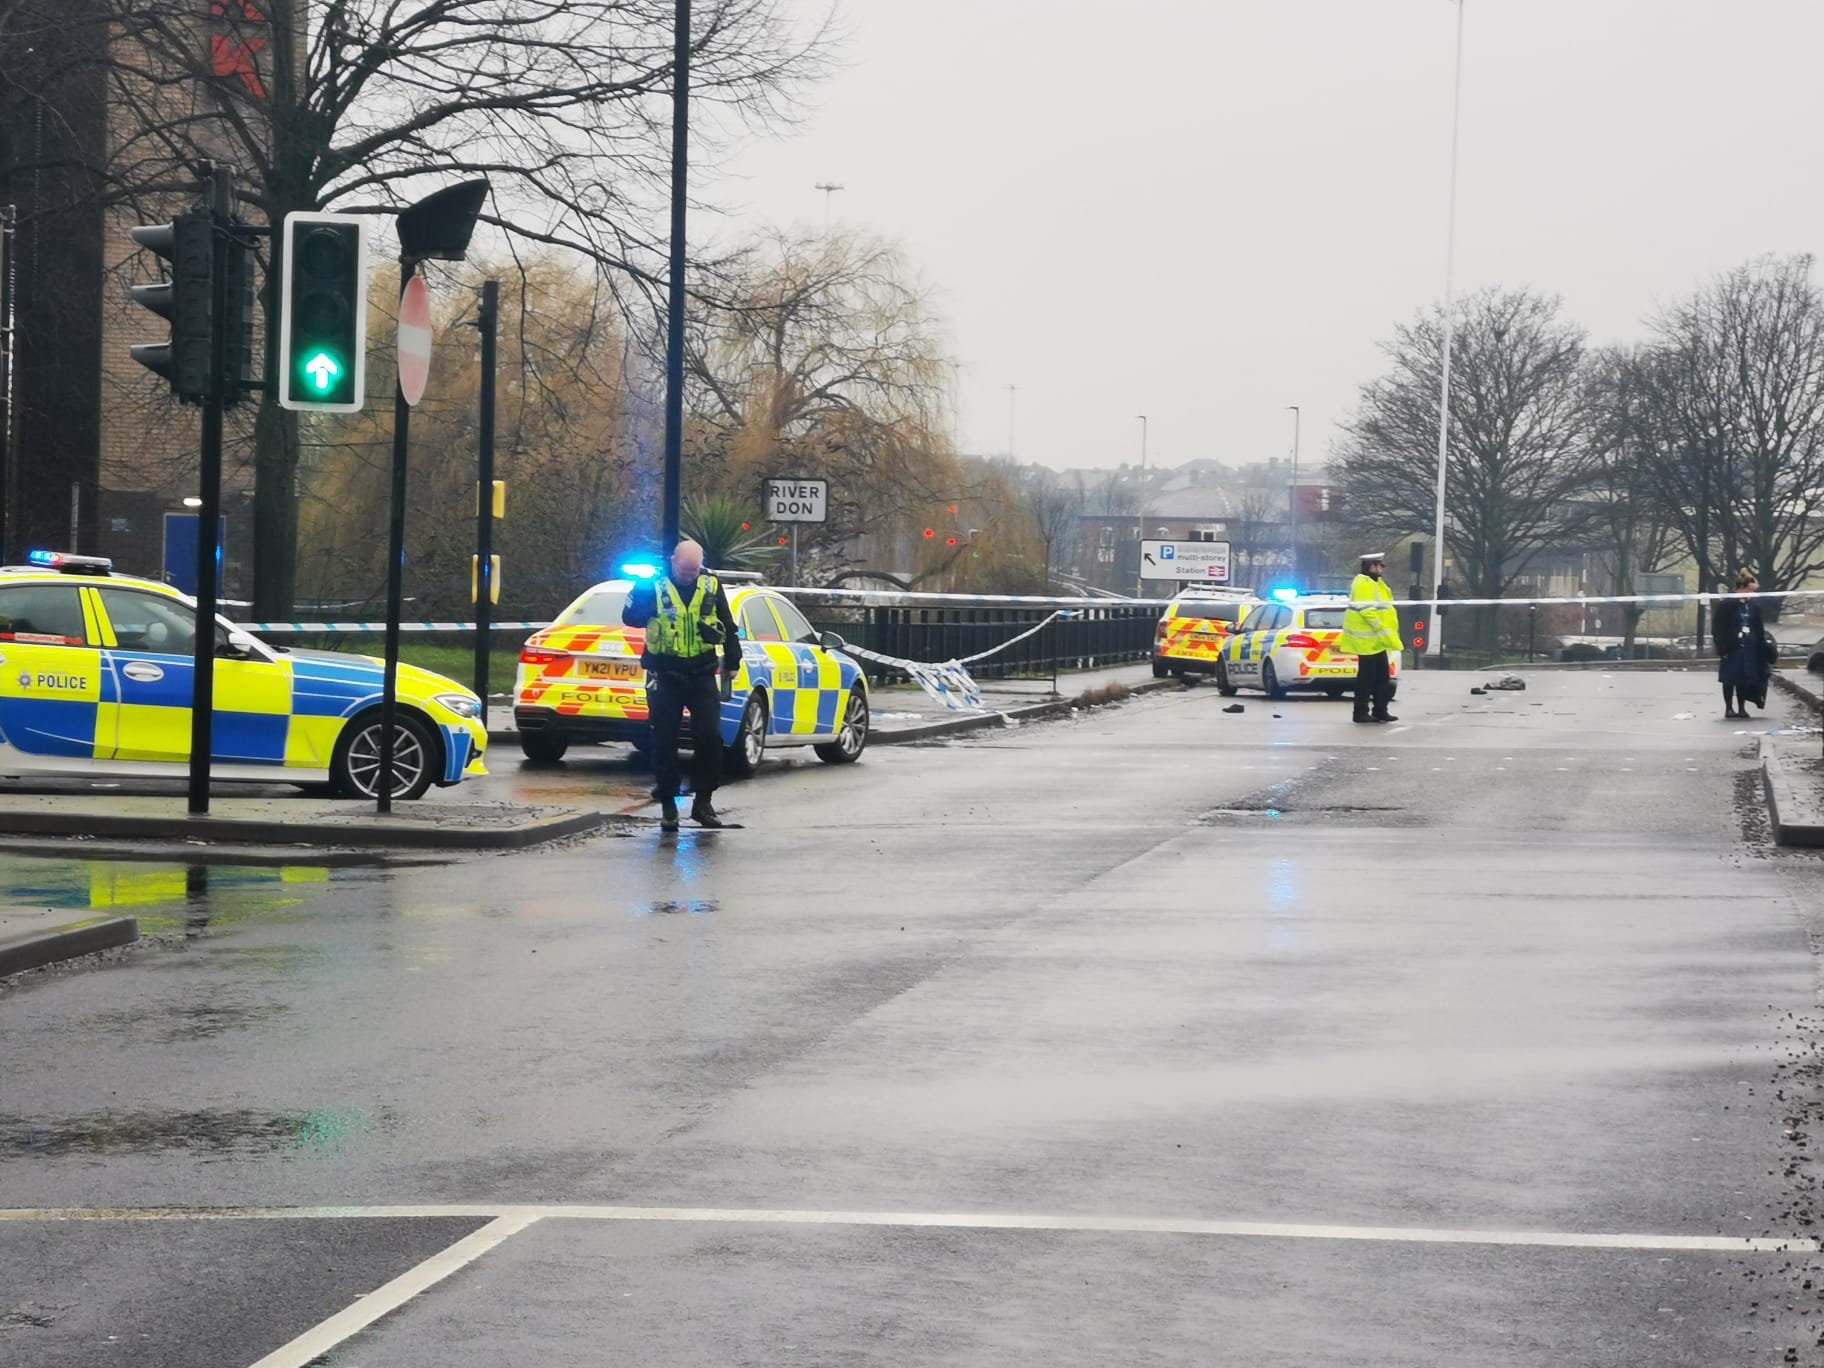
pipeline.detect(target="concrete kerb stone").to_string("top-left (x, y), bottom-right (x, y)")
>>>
top-left (1762, 672), bottom-right (1824, 848)
top-left (0, 803), bottom-right (610, 854)
top-left (0, 914), bottom-right (139, 978)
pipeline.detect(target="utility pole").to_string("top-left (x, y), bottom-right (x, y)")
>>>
top-left (1135, 414), bottom-right (1148, 597)
top-left (1285, 405), bottom-right (1300, 584)
top-left (814, 182), bottom-right (844, 232)
top-left (661, 0), bottom-right (692, 551)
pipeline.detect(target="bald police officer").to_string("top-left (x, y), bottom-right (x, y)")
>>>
top-left (622, 539), bottom-right (742, 830)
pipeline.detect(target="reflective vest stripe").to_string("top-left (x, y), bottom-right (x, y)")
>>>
top-left (644, 575), bottom-right (717, 658)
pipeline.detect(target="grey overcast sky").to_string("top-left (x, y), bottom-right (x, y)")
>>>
top-left (698, 0), bottom-right (1824, 475)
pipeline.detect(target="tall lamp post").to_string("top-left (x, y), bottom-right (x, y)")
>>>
top-left (661, 0), bottom-right (692, 551)
top-left (1285, 405), bottom-right (1300, 584)
top-left (1135, 414), bottom-right (1148, 596)
top-left (1427, 0), bottom-right (1467, 660)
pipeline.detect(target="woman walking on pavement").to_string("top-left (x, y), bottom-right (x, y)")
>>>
top-left (1715, 567), bottom-right (1772, 719)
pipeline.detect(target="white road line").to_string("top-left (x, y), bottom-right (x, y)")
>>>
top-left (1, 1203), bottom-right (1812, 1254)
top-left (244, 1210), bottom-right (541, 1368)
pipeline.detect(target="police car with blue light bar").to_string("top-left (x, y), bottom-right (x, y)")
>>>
top-left (0, 554), bottom-right (488, 799)
top-left (513, 563), bottom-right (870, 772)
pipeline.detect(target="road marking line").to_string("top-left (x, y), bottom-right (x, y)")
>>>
top-left (244, 1210), bottom-right (541, 1368)
top-left (0, 1203), bottom-right (1811, 1254)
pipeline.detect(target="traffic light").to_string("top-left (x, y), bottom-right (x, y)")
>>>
top-left (278, 211), bottom-right (367, 411)
top-left (129, 212), bottom-right (213, 403)
top-left (220, 226), bottom-right (257, 408)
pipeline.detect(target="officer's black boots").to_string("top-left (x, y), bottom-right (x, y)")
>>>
top-left (691, 796), bottom-right (726, 829)
top-left (660, 798), bottom-right (679, 832)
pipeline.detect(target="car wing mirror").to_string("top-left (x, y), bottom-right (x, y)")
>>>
top-left (818, 631), bottom-right (848, 652)
top-left (223, 631), bottom-right (260, 658)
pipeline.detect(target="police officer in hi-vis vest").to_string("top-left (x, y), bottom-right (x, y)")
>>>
top-left (622, 539), bottom-right (742, 830)
top-left (1341, 551), bottom-right (1403, 724)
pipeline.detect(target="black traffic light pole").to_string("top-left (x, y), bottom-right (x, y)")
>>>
top-left (375, 254), bottom-right (417, 816)
top-left (473, 279), bottom-right (498, 725)
top-left (374, 179), bottom-right (489, 814)
top-left (186, 164), bottom-right (234, 817)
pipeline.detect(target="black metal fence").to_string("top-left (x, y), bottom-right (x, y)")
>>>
top-left (785, 595), bottom-right (1162, 682)
top-left (250, 593), bottom-right (1171, 691)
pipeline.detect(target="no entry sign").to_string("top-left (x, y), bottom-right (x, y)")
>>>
top-left (764, 477), bottom-right (828, 524)
top-left (397, 275), bottom-right (433, 407)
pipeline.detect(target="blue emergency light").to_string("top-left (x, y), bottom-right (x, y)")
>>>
top-left (1270, 586), bottom-right (1300, 603)
top-left (619, 561), bottom-right (660, 580)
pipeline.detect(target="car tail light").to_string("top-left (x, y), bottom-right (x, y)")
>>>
top-left (1283, 633), bottom-right (1321, 650)
top-left (1155, 621), bottom-right (1169, 641)
top-left (520, 646), bottom-right (569, 667)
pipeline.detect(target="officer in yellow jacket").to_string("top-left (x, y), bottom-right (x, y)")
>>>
top-left (622, 538), bottom-right (742, 830)
top-left (1341, 552), bottom-right (1403, 724)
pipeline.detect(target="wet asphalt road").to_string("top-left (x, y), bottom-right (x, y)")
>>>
top-left (4, 670), bottom-right (1824, 1366)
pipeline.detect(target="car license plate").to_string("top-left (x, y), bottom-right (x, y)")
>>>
top-left (578, 658), bottom-right (641, 681)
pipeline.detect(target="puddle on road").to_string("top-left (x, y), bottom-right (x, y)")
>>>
top-left (1, 1103), bottom-right (395, 1158)
top-left (0, 857), bottom-right (340, 938)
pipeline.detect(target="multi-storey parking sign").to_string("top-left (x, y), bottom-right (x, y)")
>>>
top-left (764, 477), bottom-right (828, 523)
top-left (1140, 539), bottom-right (1231, 582)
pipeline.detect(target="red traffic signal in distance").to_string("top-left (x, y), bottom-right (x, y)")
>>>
top-left (923, 528), bottom-right (935, 539)
top-left (740, 522), bottom-right (750, 531)
top-left (947, 537), bottom-right (958, 546)
top-left (947, 505), bottom-right (958, 514)
top-left (777, 536), bottom-right (788, 545)
top-left (1412, 616), bottom-right (1427, 650)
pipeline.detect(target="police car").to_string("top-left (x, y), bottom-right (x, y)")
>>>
top-left (1151, 589), bottom-right (1261, 680)
top-left (0, 552), bottom-right (487, 799)
top-left (1213, 592), bottom-right (1400, 700)
top-left (513, 568), bottom-right (870, 772)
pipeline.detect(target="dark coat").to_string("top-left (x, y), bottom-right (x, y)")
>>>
top-left (1714, 596), bottom-right (1773, 701)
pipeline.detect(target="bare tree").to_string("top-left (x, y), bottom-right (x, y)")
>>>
top-left (89, 0), bottom-right (828, 615)
top-left (1636, 256), bottom-right (1824, 621)
top-left (1017, 464), bottom-right (1083, 592)
top-left (1336, 288), bottom-right (1597, 648)
top-left (682, 228), bottom-right (959, 579)
top-left (1584, 346), bottom-right (1678, 651)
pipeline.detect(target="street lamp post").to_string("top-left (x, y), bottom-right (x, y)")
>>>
top-left (1285, 405), bottom-right (1300, 585)
top-left (661, 0), bottom-right (692, 552)
top-left (1427, 0), bottom-right (1467, 662)
top-left (814, 181), bottom-right (843, 232)
top-left (1135, 414), bottom-right (1148, 596)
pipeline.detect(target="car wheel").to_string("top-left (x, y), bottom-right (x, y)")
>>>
top-left (815, 689), bottom-right (869, 764)
top-left (1262, 658), bottom-right (1287, 700)
top-left (518, 732), bottom-right (569, 764)
top-left (1215, 659), bottom-right (1238, 697)
top-left (725, 692), bottom-right (767, 778)
top-left (1321, 684), bottom-right (1345, 699)
top-left (332, 711), bottom-right (438, 801)
top-left (1152, 657), bottom-right (1168, 679)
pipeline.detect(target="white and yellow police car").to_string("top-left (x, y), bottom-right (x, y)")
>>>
top-left (1213, 592), bottom-right (1400, 701)
top-left (513, 568), bottom-right (870, 773)
top-left (0, 552), bottom-right (487, 799)
top-left (1151, 589), bottom-right (1260, 680)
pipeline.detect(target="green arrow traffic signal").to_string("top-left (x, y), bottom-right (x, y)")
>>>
top-left (278, 213), bottom-right (367, 412)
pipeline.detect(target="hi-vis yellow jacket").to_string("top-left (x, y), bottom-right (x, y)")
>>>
top-left (1340, 573), bottom-right (1403, 657)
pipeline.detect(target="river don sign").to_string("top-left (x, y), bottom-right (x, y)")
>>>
top-left (763, 477), bottom-right (828, 524)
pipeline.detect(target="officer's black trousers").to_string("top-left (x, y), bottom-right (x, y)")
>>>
top-left (648, 670), bottom-right (724, 800)
top-left (1352, 651), bottom-right (1393, 720)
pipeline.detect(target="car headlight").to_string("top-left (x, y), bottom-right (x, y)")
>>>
top-left (435, 693), bottom-right (482, 719)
